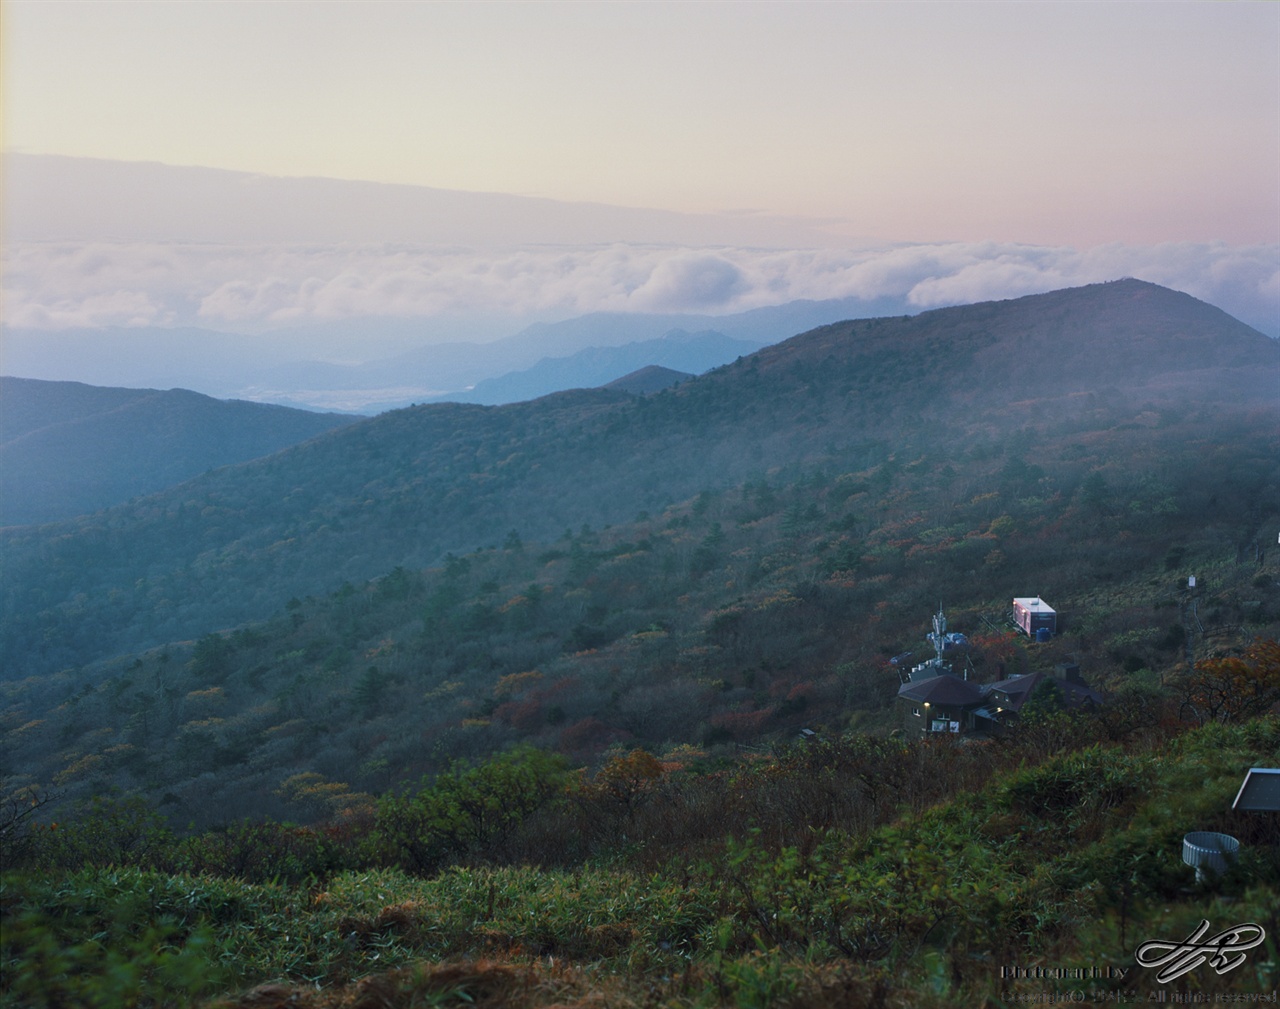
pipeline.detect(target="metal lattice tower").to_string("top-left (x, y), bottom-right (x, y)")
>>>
top-left (929, 604), bottom-right (946, 664)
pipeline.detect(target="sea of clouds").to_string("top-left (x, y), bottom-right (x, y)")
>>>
top-left (4, 239), bottom-right (1277, 337)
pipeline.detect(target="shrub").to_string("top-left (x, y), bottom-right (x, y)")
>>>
top-left (1, 870), bottom-right (230, 1007)
top-left (374, 747), bottom-right (568, 873)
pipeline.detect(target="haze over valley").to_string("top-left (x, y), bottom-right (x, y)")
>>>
top-left (5, 153), bottom-right (1277, 412)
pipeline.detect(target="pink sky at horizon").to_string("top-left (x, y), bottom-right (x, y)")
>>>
top-left (4, 1), bottom-right (1277, 249)
top-left (3, 2), bottom-right (1277, 343)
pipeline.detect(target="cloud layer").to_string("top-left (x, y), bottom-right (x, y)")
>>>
top-left (5, 239), bottom-right (1277, 338)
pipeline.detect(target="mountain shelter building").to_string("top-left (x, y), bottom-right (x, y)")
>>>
top-left (1013, 597), bottom-right (1056, 638)
top-left (898, 665), bottom-right (1101, 738)
top-left (970, 666), bottom-right (1102, 728)
top-left (895, 603), bottom-right (1097, 738)
top-left (898, 673), bottom-right (984, 736)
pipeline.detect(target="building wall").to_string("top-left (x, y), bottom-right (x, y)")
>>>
top-left (1013, 602), bottom-right (1056, 636)
top-left (900, 700), bottom-right (968, 737)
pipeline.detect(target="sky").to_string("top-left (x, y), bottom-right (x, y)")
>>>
top-left (2, 0), bottom-right (1278, 347)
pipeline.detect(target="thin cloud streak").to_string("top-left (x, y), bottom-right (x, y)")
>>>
top-left (4, 240), bottom-right (1277, 337)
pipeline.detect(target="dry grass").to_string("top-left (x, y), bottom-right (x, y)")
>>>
top-left (212, 958), bottom-right (634, 1009)
top-left (210, 956), bottom-right (910, 1009)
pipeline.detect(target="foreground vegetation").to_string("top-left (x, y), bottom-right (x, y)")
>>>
top-left (4, 710), bottom-right (1278, 1007)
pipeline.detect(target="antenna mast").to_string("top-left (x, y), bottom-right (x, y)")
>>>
top-left (930, 604), bottom-right (946, 665)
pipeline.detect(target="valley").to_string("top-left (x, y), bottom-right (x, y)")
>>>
top-left (2, 280), bottom-right (1278, 1008)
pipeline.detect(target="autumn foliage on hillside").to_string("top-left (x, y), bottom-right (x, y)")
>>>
top-left (1176, 638), bottom-right (1280, 724)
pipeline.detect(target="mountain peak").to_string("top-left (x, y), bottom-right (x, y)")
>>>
top-left (600, 365), bottom-right (694, 395)
top-left (737, 280), bottom-right (1275, 401)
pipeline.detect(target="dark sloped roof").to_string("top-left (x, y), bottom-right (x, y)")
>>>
top-left (986, 671), bottom-right (1102, 711)
top-left (898, 672), bottom-right (985, 706)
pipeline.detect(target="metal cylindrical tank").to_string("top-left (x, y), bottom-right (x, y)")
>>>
top-left (1182, 832), bottom-right (1239, 883)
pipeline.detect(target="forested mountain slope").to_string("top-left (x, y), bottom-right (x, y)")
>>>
top-left (0, 378), bottom-right (356, 526)
top-left (2, 279), bottom-right (1275, 678)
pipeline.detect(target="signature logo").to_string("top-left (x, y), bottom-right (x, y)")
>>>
top-left (1135, 919), bottom-right (1266, 983)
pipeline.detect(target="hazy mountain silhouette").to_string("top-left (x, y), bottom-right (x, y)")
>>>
top-left (0, 378), bottom-right (356, 526)
top-left (2, 280), bottom-right (1274, 674)
top-left (2, 296), bottom-right (912, 413)
top-left (447, 331), bottom-right (758, 405)
top-left (601, 365), bottom-right (694, 395)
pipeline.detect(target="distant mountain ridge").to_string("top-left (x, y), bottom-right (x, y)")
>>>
top-left (2, 280), bottom-right (1275, 675)
top-left (0, 378), bottom-right (357, 526)
top-left (245, 294), bottom-right (919, 410)
top-left (446, 330), bottom-right (759, 405)
top-left (1, 295), bottom-right (913, 413)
